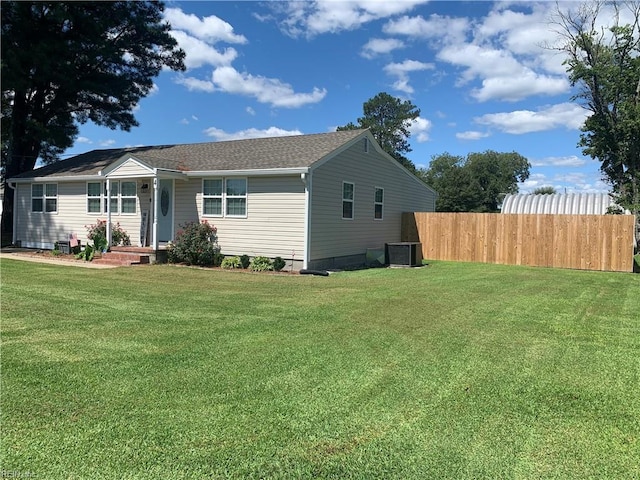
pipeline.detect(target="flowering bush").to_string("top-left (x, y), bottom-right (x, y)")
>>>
top-left (167, 220), bottom-right (221, 266)
top-left (85, 219), bottom-right (131, 248)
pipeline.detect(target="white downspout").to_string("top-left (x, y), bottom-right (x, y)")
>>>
top-left (8, 182), bottom-right (17, 245)
top-left (301, 171), bottom-right (312, 270)
top-left (152, 177), bottom-right (159, 250)
top-left (106, 178), bottom-right (112, 248)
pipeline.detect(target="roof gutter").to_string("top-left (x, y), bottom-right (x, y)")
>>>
top-left (184, 167), bottom-right (310, 177)
top-left (8, 174), bottom-right (103, 183)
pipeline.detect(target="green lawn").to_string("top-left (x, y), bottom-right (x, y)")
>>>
top-left (1, 259), bottom-right (639, 479)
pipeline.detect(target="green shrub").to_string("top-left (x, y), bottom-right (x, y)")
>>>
top-left (167, 220), bottom-right (220, 267)
top-left (75, 245), bottom-right (95, 262)
top-left (85, 219), bottom-right (130, 247)
top-left (250, 256), bottom-right (273, 272)
top-left (273, 256), bottom-right (286, 271)
top-left (240, 254), bottom-right (251, 269)
top-left (221, 256), bottom-right (242, 269)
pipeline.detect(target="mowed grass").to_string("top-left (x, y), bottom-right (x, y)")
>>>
top-left (1, 259), bottom-right (639, 479)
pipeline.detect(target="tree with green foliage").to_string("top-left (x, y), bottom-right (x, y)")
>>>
top-left (532, 186), bottom-right (557, 195)
top-left (1, 1), bottom-right (186, 240)
top-left (419, 151), bottom-right (530, 212)
top-left (337, 92), bottom-right (420, 172)
top-left (553, 0), bottom-right (640, 226)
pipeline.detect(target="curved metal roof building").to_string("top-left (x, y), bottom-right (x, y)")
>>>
top-left (501, 193), bottom-right (623, 215)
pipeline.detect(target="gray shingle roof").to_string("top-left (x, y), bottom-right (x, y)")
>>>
top-left (13, 129), bottom-right (367, 179)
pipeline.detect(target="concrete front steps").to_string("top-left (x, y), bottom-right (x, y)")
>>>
top-left (92, 246), bottom-right (152, 266)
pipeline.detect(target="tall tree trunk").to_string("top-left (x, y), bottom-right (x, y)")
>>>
top-left (1, 90), bottom-right (41, 244)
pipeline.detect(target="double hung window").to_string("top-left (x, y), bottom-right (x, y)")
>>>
top-left (342, 182), bottom-right (354, 220)
top-left (32, 183), bottom-right (57, 213)
top-left (202, 178), bottom-right (247, 217)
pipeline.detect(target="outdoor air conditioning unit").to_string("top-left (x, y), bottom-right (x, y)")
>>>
top-left (386, 242), bottom-right (422, 267)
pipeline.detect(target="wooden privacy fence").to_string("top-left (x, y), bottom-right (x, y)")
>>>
top-left (402, 212), bottom-right (636, 272)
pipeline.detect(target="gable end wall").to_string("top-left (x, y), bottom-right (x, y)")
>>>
top-left (309, 142), bottom-right (436, 269)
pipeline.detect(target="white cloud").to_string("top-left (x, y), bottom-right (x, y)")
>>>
top-left (361, 38), bottom-right (405, 59)
top-left (472, 72), bottom-right (569, 102)
top-left (175, 76), bottom-right (215, 93)
top-left (438, 43), bottom-right (569, 102)
top-left (475, 103), bottom-right (588, 134)
top-left (99, 139), bottom-right (116, 147)
top-left (164, 8), bottom-right (247, 44)
top-left (211, 66), bottom-right (327, 108)
top-left (456, 131), bottom-right (490, 141)
top-left (76, 137), bottom-right (92, 144)
top-left (169, 30), bottom-right (238, 69)
top-left (384, 5), bottom-right (575, 103)
top-left (271, 1), bottom-right (427, 37)
top-left (246, 107), bottom-right (256, 116)
top-left (204, 126), bottom-right (303, 141)
top-left (409, 116), bottom-right (432, 142)
top-left (383, 60), bottom-right (434, 94)
top-left (179, 118), bottom-right (190, 125)
top-left (530, 156), bottom-right (587, 167)
top-left (384, 14), bottom-right (470, 44)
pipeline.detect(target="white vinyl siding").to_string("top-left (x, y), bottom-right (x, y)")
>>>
top-left (15, 181), bottom-right (145, 248)
top-left (175, 175), bottom-right (306, 259)
top-left (309, 137), bottom-right (436, 265)
top-left (31, 183), bottom-right (57, 213)
top-left (105, 158), bottom-right (154, 178)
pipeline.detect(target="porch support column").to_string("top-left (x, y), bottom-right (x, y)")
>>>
top-left (152, 177), bottom-right (159, 250)
top-left (106, 178), bottom-right (112, 248)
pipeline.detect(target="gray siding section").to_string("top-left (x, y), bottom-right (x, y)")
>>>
top-left (14, 181), bottom-right (145, 248)
top-left (174, 175), bottom-right (306, 259)
top-left (309, 142), bottom-right (436, 269)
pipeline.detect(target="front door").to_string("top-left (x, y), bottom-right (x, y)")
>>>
top-left (158, 179), bottom-right (173, 242)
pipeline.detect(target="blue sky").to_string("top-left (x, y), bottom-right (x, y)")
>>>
top-left (64, 1), bottom-right (633, 194)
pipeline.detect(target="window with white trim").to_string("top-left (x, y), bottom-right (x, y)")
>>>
top-left (226, 178), bottom-right (247, 217)
top-left (363, 137), bottom-right (369, 153)
top-left (203, 179), bottom-right (223, 216)
top-left (86, 181), bottom-right (137, 214)
top-left (202, 178), bottom-right (247, 217)
top-left (32, 183), bottom-right (57, 213)
top-left (374, 187), bottom-right (384, 220)
top-left (109, 181), bottom-right (119, 213)
top-left (342, 181), bottom-right (354, 219)
top-left (120, 181), bottom-right (137, 214)
top-left (87, 182), bottom-right (102, 213)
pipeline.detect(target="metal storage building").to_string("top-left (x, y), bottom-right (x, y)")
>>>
top-left (501, 193), bottom-right (624, 215)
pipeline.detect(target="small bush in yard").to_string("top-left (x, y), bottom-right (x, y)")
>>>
top-left (85, 219), bottom-right (131, 247)
top-left (273, 257), bottom-right (286, 271)
top-left (221, 256), bottom-right (242, 269)
top-left (240, 254), bottom-right (251, 269)
top-left (250, 256), bottom-right (273, 272)
top-left (167, 220), bottom-right (220, 267)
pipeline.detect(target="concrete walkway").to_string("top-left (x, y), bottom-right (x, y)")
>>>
top-left (0, 248), bottom-right (117, 269)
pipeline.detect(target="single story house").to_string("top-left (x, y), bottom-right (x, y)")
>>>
top-left (7, 129), bottom-right (437, 269)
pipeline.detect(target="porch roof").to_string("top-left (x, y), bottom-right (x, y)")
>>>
top-left (10, 129), bottom-right (367, 181)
